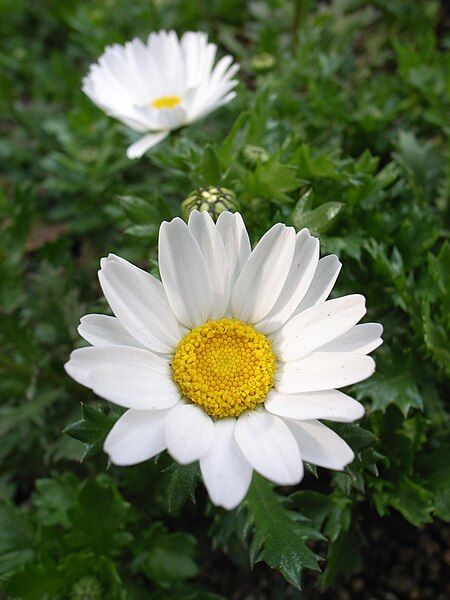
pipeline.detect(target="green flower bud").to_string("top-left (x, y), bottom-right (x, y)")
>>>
top-left (242, 145), bottom-right (269, 167)
top-left (181, 187), bottom-right (239, 221)
top-left (71, 576), bottom-right (102, 600)
top-left (251, 52), bottom-right (276, 73)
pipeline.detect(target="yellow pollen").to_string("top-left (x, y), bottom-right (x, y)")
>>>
top-left (151, 95), bottom-right (181, 110)
top-left (172, 319), bottom-right (277, 419)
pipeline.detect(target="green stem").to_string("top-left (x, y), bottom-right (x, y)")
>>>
top-left (291, 0), bottom-right (310, 53)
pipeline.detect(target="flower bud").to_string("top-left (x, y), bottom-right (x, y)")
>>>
top-left (251, 52), bottom-right (276, 73)
top-left (181, 187), bottom-right (239, 221)
top-left (242, 145), bottom-right (269, 167)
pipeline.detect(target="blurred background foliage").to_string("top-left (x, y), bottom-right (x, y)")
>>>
top-left (0, 0), bottom-right (449, 598)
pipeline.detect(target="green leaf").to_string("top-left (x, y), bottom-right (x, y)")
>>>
top-left (0, 501), bottom-right (35, 578)
top-left (289, 490), bottom-right (352, 543)
top-left (244, 153), bottom-right (300, 204)
top-left (292, 196), bottom-right (343, 234)
top-left (33, 472), bottom-right (79, 527)
top-left (58, 552), bottom-right (126, 600)
top-left (3, 561), bottom-right (62, 600)
top-left (167, 462), bottom-right (200, 514)
top-left (355, 360), bottom-right (423, 416)
top-left (393, 131), bottom-right (444, 201)
top-left (296, 144), bottom-right (341, 179)
top-left (418, 441), bottom-right (450, 521)
top-left (219, 111), bottom-right (249, 166)
top-left (421, 300), bottom-right (450, 376)
top-left (117, 194), bottom-right (153, 225)
top-left (318, 522), bottom-right (364, 590)
top-left (132, 523), bottom-right (198, 588)
top-left (66, 475), bottom-right (132, 557)
top-left (199, 144), bottom-right (221, 186)
top-left (428, 241), bottom-right (450, 295)
top-left (244, 474), bottom-right (321, 589)
top-left (63, 403), bottom-right (119, 460)
top-left (327, 423), bottom-right (377, 453)
top-left (388, 477), bottom-right (433, 527)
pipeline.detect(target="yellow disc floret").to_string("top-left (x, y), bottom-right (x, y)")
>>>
top-left (151, 95), bottom-right (182, 110)
top-left (172, 319), bottom-right (277, 419)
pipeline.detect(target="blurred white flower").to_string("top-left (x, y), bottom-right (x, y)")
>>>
top-left (83, 31), bottom-right (239, 158)
top-left (65, 212), bottom-right (382, 510)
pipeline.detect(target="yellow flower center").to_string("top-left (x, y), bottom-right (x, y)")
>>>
top-left (172, 319), bottom-right (277, 419)
top-left (151, 95), bottom-right (181, 110)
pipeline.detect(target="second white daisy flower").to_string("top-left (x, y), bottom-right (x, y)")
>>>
top-left (82, 31), bottom-right (239, 158)
top-left (65, 212), bottom-right (382, 510)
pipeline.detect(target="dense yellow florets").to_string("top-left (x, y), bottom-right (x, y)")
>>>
top-left (151, 95), bottom-right (181, 109)
top-left (172, 319), bottom-right (277, 419)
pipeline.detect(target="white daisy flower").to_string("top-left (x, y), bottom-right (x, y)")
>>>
top-left (65, 212), bottom-right (382, 510)
top-left (82, 31), bottom-right (239, 159)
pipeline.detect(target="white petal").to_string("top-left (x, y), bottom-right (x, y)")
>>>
top-left (185, 51), bottom-right (238, 121)
top-left (318, 323), bottom-right (383, 354)
top-left (165, 403), bottom-right (214, 464)
top-left (104, 409), bottom-right (168, 466)
top-left (200, 419), bottom-right (253, 510)
top-left (256, 230), bottom-right (319, 333)
top-left (181, 31), bottom-right (216, 88)
top-left (276, 352), bottom-right (375, 393)
top-left (64, 346), bottom-right (180, 409)
top-left (65, 345), bottom-right (168, 387)
top-left (232, 224), bottom-right (296, 323)
top-left (265, 389), bottom-right (365, 423)
top-left (273, 295), bottom-right (366, 362)
top-left (150, 106), bottom-right (187, 130)
top-left (127, 131), bottom-right (169, 158)
top-left (293, 255), bottom-right (341, 315)
top-left (234, 409), bottom-right (303, 486)
top-left (89, 364), bottom-right (180, 410)
top-left (99, 254), bottom-right (181, 353)
top-left (147, 31), bottom-right (185, 93)
top-left (287, 419), bottom-right (354, 470)
top-left (158, 218), bottom-right (213, 328)
top-left (78, 314), bottom-right (145, 349)
top-left (188, 211), bottom-right (229, 319)
top-left (216, 211), bottom-right (251, 291)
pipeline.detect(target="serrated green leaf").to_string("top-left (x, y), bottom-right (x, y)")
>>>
top-left (167, 462), bottom-right (200, 514)
top-left (289, 490), bottom-right (352, 543)
top-left (296, 144), bottom-right (341, 179)
top-left (244, 474), bottom-right (321, 589)
top-left (244, 153), bottom-right (299, 204)
top-left (327, 422), bottom-right (377, 453)
top-left (63, 403), bottom-right (119, 460)
top-left (355, 363), bottom-right (423, 416)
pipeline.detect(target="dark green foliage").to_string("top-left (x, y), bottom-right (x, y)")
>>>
top-left (1, 0), bottom-right (448, 596)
